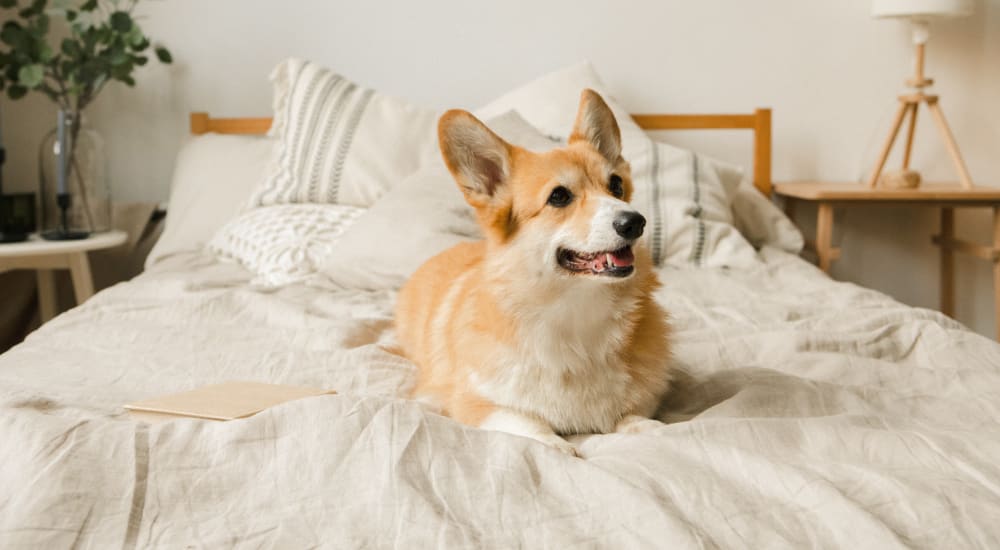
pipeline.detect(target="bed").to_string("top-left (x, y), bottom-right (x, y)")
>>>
top-left (2, 65), bottom-right (1000, 549)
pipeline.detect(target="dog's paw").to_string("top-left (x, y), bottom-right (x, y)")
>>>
top-left (533, 433), bottom-right (580, 457)
top-left (614, 414), bottom-right (664, 435)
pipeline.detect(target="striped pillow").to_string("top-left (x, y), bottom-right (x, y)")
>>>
top-left (250, 58), bottom-right (438, 208)
top-left (629, 139), bottom-right (759, 268)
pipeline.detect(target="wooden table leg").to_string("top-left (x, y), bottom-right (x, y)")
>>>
top-left (816, 203), bottom-right (834, 273)
top-left (993, 206), bottom-right (1000, 341)
top-left (35, 269), bottom-right (58, 323)
top-left (940, 208), bottom-right (955, 318)
top-left (67, 251), bottom-right (95, 304)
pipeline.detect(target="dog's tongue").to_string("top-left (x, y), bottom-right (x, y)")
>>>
top-left (589, 247), bottom-right (634, 271)
top-left (609, 247), bottom-right (634, 268)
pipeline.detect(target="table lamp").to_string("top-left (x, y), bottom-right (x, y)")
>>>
top-left (867, 0), bottom-right (975, 189)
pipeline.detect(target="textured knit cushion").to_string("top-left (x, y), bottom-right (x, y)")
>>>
top-left (249, 58), bottom-right (438, 208)
top-left (208, 204), bottom-right (364, 287)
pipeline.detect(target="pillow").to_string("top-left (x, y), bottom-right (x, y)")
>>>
top-left (208, 204), bottom-right (364, 287)
top-left (319, 111), bottom-right (559, 290)
top-left (249, 58), bottom-right (438, 209)
top-left (476, 61), bottom-right (649, 166)
top-left (731, 182), bottom-right (804, 253)
top-left (147, 134), bottom-right (277, 268)
top-left (629, 139), bottom-right (758, 268)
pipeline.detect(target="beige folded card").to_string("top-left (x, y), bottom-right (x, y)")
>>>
top-left (124, 381), bottom-right (336, 423)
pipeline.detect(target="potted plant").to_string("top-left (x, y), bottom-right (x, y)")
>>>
top-left (0, 0), bottom-right (171, 239)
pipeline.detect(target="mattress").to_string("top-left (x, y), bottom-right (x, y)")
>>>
top-left (1, 248), bottom-right (999, 548)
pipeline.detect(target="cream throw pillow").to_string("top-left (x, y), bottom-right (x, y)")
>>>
top-left (147, 134), bottom-right (277, 268)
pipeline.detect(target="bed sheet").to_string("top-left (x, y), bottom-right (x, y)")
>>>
top-left (1, 249), bottom-right (998, 548)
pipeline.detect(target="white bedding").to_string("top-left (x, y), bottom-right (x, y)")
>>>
top-left (2, 249), bottom-right (999, 548)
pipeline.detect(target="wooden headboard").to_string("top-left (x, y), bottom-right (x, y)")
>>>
top-left (190, 108), bottom-right (772, 196)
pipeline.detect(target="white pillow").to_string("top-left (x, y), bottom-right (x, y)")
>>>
top-left (476, 61), bottom-right (649, 167)
top-left (249, 58), bottom-right (438, 209)
top-left (147, 134), bottom-right (276, 268)
top-left (731, 182), bottom-right (804, 253)
top-left (319, 111), bottom-right (558, 290)
top-left (208, 204), bottom-right (364, 287)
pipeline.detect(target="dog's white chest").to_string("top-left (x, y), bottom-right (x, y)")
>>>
top-left (477, 287), bottom-right (637, 434)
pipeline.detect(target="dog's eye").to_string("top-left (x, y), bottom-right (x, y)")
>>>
top-left (609, 174), bottom-right (624, 198)
top-left (547, 186), bottom-right (573, 207)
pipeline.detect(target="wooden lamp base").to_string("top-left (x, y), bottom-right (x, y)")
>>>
top-left (867, 39), bottom-right (974, 190)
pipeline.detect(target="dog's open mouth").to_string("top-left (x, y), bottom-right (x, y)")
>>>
top-left (557, 245), bottom-right (635, 277)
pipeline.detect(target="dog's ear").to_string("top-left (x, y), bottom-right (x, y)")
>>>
top-left (569, 89), bottom-right (622, 163)
top-left (439, 110), bottom-right (513, 204)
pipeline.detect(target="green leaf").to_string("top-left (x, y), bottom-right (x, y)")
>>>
top-left (17, 63), bottom-right (43, 87)
top-left (154, 45), bottom-right (171, 64)
top-left (110, 58), bottom-right (132, 78)
top-left (124, 25), bottom-right (143, 46)
top-left (109, 47), bottom-right (127, 65)
top-left (82, 27), bottom-right (97, 50)
top-left (65, 9), bottom-right (76, 21)
top-left (38, 41), bottom-right (53, 62)
top-left (18, 0), bottom-right (45, 18)
top-left (80, 0), bottom-right (96, 11)
top-left (109, 11), bottom-right (131, 33)
top-left (60, 37), bottom-right (80, 57)
top-left (1, 22), bottom-right (25, 48)
top-left (33, 13), bottom-right (49, 35)
top-left (96, 25), bottom-right (111, 43)
top-left (0, 0), bottom-right (18, 8)
top-left (7, 83), bottom-right (28, 99)
top-left (131, 54), bottom-right (146, 65)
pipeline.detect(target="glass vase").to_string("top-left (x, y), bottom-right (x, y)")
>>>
top-left (38, 110), bottom-right (110, 238)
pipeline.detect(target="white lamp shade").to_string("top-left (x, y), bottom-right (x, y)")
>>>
top-left (872, 0), bottom-right (974, 18)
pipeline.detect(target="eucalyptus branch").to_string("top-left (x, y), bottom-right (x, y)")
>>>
top-left (0, 0), bottom-right (172, 109)
top-left (43, 67), bottom-right (72, 111)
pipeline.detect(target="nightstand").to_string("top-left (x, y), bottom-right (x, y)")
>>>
top-left (0, 231), bottom-right (127, 322)
top-left (773, 182), bottom-right (1000, 340)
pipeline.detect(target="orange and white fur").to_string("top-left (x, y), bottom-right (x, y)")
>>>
top-left (396, 90), bottom-right (671, 455)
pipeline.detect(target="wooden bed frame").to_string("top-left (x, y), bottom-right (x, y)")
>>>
top-left (189, 108), bottom-right (773, 196)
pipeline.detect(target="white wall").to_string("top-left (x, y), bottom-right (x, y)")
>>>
top-left (3, 0), bottom-right (998, 337)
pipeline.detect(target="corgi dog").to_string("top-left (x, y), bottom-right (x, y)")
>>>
top-left (395, 90), bottom-right (671, 455)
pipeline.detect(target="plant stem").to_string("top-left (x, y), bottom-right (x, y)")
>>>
top-left (67, 113), bottom-right (96, 232)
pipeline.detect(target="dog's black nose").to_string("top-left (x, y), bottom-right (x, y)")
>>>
top-left (613, 211), bottom-right (646, 240)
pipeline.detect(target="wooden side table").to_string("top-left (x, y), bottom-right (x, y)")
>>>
top-left (0, 231), bottom-right (128, 322)
top-left (773, 182), bottom-right (1000, 340)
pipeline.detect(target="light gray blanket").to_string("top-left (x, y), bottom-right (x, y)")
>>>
top-left (1, 248), bottom-right (998, 549)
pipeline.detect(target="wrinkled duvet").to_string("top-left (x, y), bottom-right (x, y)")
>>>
top-left (1, 248), bottom-right (999, 549)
